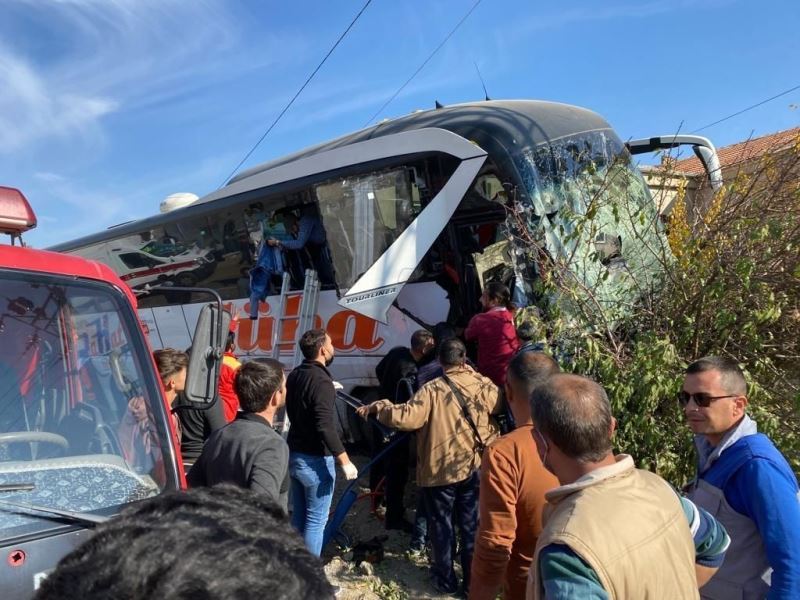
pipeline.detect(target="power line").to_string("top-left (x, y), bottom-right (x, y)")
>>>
top-left (220, 0), bottom-right (373, 186)
top-left (363, 0), bottom-right (483, 127)
top-left (691, 82), bottom-right (800, 133)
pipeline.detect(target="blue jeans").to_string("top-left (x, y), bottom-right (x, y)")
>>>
top-left (289, 452), bottom-right (335, 556)
top-left (410, 493), bottom-right (428, 550)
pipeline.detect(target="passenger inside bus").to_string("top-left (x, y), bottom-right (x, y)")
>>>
top-left (267, 205), bottom-right (336, 286)
top-left (248, 211), bottom-right (293, 318)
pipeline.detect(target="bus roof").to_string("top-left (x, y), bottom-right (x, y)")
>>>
top-left (2, 245), bottom-right (138, 307)
top-left (229, 99), bottom-right (612, 185)
top-left (51, 99), bottom-right (613, 251)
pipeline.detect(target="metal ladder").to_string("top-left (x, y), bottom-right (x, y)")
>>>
top-left (270, 269), bottom-right (321, 368)
top-left (269, 269), bottom-right (320, 434)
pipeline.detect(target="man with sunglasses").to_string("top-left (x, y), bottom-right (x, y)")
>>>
top-left (682, 356), bottom-right (800, 599)
top-left (527, 373), bottom-right (730, 600)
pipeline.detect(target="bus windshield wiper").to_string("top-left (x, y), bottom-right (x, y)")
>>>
top-left (0, 497), bottom-right (109, 527)
top-left (0, 483), bottom-right (35, 493)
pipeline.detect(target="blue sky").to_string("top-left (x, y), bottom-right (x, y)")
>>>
top-left (2, 0), bottom-right (798, 248)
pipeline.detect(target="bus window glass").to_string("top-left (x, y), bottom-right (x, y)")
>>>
top-left (315, 168), bottom-right (419, 290)
top-left (0, 272), bottom-right (165, 541)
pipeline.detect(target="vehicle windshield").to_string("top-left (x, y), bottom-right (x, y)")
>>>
top-left (0, 270), bottom-right (166, 540)
top-left (512, 130), bottom-right (665, 324)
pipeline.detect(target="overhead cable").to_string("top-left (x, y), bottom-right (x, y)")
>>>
top-left (363, 0), bottom-right (483, 127)
top-left (692, 83), bottom-right (800, 133)
top-left (220, 0), bottom-right (373, 186)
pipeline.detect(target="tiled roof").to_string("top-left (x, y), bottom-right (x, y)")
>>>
top-left (672, 127), bottom-right (800, 175)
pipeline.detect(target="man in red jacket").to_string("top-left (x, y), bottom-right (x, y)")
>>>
top-left (464, 282), bottom-right (519, 386)
top-left (219, 321), bottom-right (242, 422)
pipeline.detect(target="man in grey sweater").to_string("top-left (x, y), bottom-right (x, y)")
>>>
top-left (188, 358), bottom-right (289, 511)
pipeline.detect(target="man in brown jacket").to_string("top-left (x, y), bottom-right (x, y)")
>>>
top-left (469, 352), bottom-right (560, 600)
top-left (358, 338), bottom-right (501, 596)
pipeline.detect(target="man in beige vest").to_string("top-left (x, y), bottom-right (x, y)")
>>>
top-left (526, 374), bottom-right (730, 600)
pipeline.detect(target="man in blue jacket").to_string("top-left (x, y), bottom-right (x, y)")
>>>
top-left (682, 356), bottom-right (800, 599)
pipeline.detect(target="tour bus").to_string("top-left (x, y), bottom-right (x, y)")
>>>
top-left (0, 187), bottom-right (225, 598)
top-left (52, 100), bottom-right (717, 438)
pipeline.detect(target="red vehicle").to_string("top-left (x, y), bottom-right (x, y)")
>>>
top-left (0, 187), bottom-right (224, 598)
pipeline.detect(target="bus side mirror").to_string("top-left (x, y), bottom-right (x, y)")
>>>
top-left (184, 303), bottom-right (231, 404)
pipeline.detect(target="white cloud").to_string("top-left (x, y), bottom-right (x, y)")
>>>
top-left (33, 172), bottom-right (67, 182)
top-left (0, 0), bottom-right (300, 153)
top-left (0, 46), bottom-right (117, 150)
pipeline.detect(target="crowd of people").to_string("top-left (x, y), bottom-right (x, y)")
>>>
top-left (39, 282), bottom-right (800, 599)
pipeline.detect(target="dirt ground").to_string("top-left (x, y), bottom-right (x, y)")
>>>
top-left (321, 454), bottom-right (461, 600)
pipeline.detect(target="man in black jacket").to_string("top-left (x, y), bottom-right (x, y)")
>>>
top-left (174, 390), bottom-right (226, 467)
top-left (372, 329), bottom-right (434, 531)
top-left (187, 358), bottom-right (290, 510)
top-left (286, 328), bottom-right (357, 556)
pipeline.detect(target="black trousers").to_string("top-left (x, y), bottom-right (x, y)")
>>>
top-left (384, 436), bottom-right (410, 525)
top-left (422, 470), bottom-right (479, 594)
top-left (369, 431), bottom-right (410, 526)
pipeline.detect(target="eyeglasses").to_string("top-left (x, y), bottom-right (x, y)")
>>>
top-left (677, 391), bottom-right (738, 408)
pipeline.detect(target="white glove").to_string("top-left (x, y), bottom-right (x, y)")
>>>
top-left (341, 462), bottom-right (358, 481)
top-left (332, 380), bottom-right (344, 391)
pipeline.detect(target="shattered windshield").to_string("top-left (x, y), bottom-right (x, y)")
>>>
top-left (511, 130), bottom-right (665, 325)
top-left (0, 271), bottom-right (166, 540)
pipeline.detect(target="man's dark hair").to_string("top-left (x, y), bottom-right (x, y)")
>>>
top-left (432, 322), bottom-right (457, 347)
top-left (485, 281), bottom-right (513, 310)
top-left (438, 337), bottom-right (467, 368)
top-left (298, 328), bottom-right (328, 360)
top-left (530, 373), bottom-right (613, 463)
top-left (34, 486), bottom-right (335, 600)
top-left (515, 321), bottom-right (538, 343)
top-left (686, 356), bottom-right (747, 396)
top-left (507, 352), bottom-right (560, 396)
top-left (225, 331), bottom-right (236, 352)
top-left (153, 348), bottom-right (189, 385)
top-left (410, 329), bottom-right (434, 353)
top-left (234, 359), bottom-right (285, 413)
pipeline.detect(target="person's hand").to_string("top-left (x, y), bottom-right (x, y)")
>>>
top-left (332, 380), bottom-right (344, 391)
top-left (127, 396), bottom-right (148, 423)
top-left (267, 238), bottom-right (279, 247)
top-left (355, 402), bottom-right (377, 420)
top-left (341, 462), bottom-right (358, 480)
